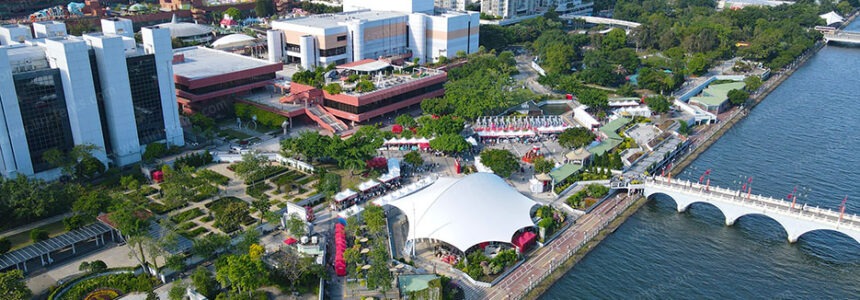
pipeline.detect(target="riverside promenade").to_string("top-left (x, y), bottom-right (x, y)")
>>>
top-left (481, 192), bottom-right (643, 300)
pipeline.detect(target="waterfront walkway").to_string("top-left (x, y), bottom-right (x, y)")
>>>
top-left (482, 193), bottom-right (638, 300)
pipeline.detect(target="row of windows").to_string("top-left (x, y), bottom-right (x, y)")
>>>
top-left (13, 69), bottom-right (75, 172)
top-left (286, 43), bottom-right (300, 52)
top-left (175, 73), bottom-right (276, 95)
top-left (126, 55), bottom-right (167, 145)
top-left (323, 82), bottom-right (444, 115)
top-left (320, 46), bottom-right (346, 57)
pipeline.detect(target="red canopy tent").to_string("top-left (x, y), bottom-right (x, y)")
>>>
top-left (283, 237), bottom-right (298, 245)
top-left (334, 223), bottom-right (347, 276)
top-left (392, 124), bottom-right (403, 134)
top-left (512, 231), bottom-right (537, 253)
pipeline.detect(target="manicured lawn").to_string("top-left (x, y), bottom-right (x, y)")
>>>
top-left (7, 220), bottom-right (69, 250)
top-left (218, 128), bottom-right (253, 141)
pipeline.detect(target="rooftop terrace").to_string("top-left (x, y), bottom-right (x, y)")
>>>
top-left (690, 81), bottom-right (746, 106)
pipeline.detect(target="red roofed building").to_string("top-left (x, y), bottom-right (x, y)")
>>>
top-left (282, 60), bottom-right (446, 124)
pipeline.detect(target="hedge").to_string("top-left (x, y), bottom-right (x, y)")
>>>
top-left (234, 103), bottom-right (287, 128)
top-left (170, 208), bottom-right (204, 224)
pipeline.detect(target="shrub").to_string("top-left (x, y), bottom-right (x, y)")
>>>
top-left (323, 82), bottom-right (343, 94)
top-left (59, 272), bottom-right (157, 300)
top-left (170, 208), bottom-right (204, 223)
top-left (142, 143), bottom-right (168, 161)
top-left (234, 103), bottom-right (288, 128)
top-left (197, 169), bottom-right (230, 186)
top-left (31, 228), bottom-right (49, 242)
top-left (174, 151), bottom-right (213, 169)
top-left (247, 183), bottom-right (273, 199)
top-left (0, 237), bottom-right (10, 254)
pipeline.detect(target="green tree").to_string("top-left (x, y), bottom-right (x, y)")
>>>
top-left (576, 89), bottom-right (608, 110)
top-left (323, 82), bottom-right (343, 94)
top-left (343, 246), bottom-right (361, 270)
top-left (744, 76), bottom-right (763, 92)
top-left (191, 234), bottom-right (231, 260)
top-left (727, 89), bottom-right (750, 106)
top-left (428, 134), bottom-right (471, 154)
top-left (479, 149), bottom-right (519, 178)
top-left (168, 280), bottom-right (188, 300)
top-left (142, 143), bottom-right (168, 161)
top-left (602, 28), bottom-right (628, 51)
top-left (646, 95), bottom-right (672, 114)
top-left (363, 205), bottom-right (387, 236)
top-left (281, 131), bottom-right (332, 162)
top-left (317, 171), bottom-right (342, 198)
top-left (403, 151), bottom-right (424, 166)
top-left (533, 156), bottom-right (554, 174)
top-left (216, 254), bottom-right (268, 298)
top-left (192, 266), bottom-right (219, 299)
top-left (251, 198), bottom-right (270, 225)
top-left (0, 270), bottom-right (32, 300)
top-left (365, 240), bottom-right (393, 292)
top-left (558, 127), bottom-right (596, 149)
top-left (214, 201), bottom-right (249, 233)
top-left (420, 98), bottom-right (453, 116)
top-left (160, 165), bottom-right (198, 209)
top-left (356, 79), bottom-right (376, 92)
top-left (89, 260), bottom-right (107, 273)
top-left (395, 114), bottom-right (418, 128)
top-left (254, 0), bottom-right (274, 17)
top-left (678, 120), bottom-right (691, 136)
top-left (687, 53), bottom-right (709, 75)
top-left (224, 7), bottom-right (242, 20)
top-left (232, 152), bottom-right (269, 186)
top-left (837, 1), bottom-right (853, 16)
top-left (30, 228), bottom-right (49, 242)
top-left (286, 214), bottom-right (307, 237)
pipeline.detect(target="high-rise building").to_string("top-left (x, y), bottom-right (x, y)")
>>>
top-left (266, 0), bottom-right (479, 68)
top-left (0, 18), bottom-right (184, 179)
top-left (480, 0), bottom-right (592, 19)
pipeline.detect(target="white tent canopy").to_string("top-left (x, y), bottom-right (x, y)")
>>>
top-left (358, 179), bottom-right (381, 192)
top-left (386, 173), bottom-right (538, 253)
top-left (820, 11), bottom-right (844, 26)
top-left (334, 189), bottom-right (357, 202)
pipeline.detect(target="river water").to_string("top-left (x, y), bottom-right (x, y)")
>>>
top-left (540, 22), bottom-right (860, 299)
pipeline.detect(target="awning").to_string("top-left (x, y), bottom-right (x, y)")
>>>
top-left (358, 179), bottom-right (381, 192)
top-left (334, 189), bottom-right (358, 202)
top-left (512, 231), bottom-right (537, 252)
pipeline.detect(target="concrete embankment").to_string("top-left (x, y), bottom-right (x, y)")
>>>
top-left (522, 196), bottom-right (648, 300)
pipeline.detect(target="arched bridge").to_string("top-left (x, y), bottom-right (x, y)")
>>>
top-left (628, 177), bottom-right (860, 244)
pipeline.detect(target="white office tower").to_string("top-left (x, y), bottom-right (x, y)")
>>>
top-left (100, 18), bottom-right (134, 38)
top-left (0, 25), bottom-right (33, 45)
top-left (33, 21), bottom-right (68, 38)
top-left (0, 18), bottom-right (185, 179)
top-left (435, 0), bottom-right (470, 11)
top-left (142, 26), bottom-right (185, 148)
top-left (44, 38), bottom-right (110, 165)
top-left (82, 33), bottom-right (142, 166)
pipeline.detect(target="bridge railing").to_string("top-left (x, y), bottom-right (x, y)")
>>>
top-left (644, 177), bottom-right (860, 229)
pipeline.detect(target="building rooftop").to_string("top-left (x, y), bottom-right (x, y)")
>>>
top-left (337, 59), bottom-right (391, 72)
top-left (549, 163), bottom-right (583, 183)
top-left (155, 20), bottom-right (213, 38)
top-left (690, 81), bottom-right (745, 107)
top-left (329, 66), bottom-right (445, 96)
top-left (273, 10), bottom-right (407, 29)
top-left (172, 46), bottom-right (278, 80)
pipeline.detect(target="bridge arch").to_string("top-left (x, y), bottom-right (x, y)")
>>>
top-left (790, 228), bottom-right (860, 245)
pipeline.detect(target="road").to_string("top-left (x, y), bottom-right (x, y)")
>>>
top-left (482, 192), bottom-right (638, 300)
top-left (513, 53), bottom-right (556, 96)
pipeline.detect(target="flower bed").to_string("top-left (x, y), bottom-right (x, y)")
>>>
top-left (170, 208), bottom-right (204, 223)
top-left (84, 288), bottom-right (120, 300)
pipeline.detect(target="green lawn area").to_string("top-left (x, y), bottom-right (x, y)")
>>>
top-left (318, 164), bottom-right (365, 190)
top-left (218, 128), bottom-right (253, 141)
top-left (7, 220), bottom-right (68, 250)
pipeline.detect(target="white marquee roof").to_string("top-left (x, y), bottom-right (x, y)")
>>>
top-left (387, 173), bottom-right (538, 252)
